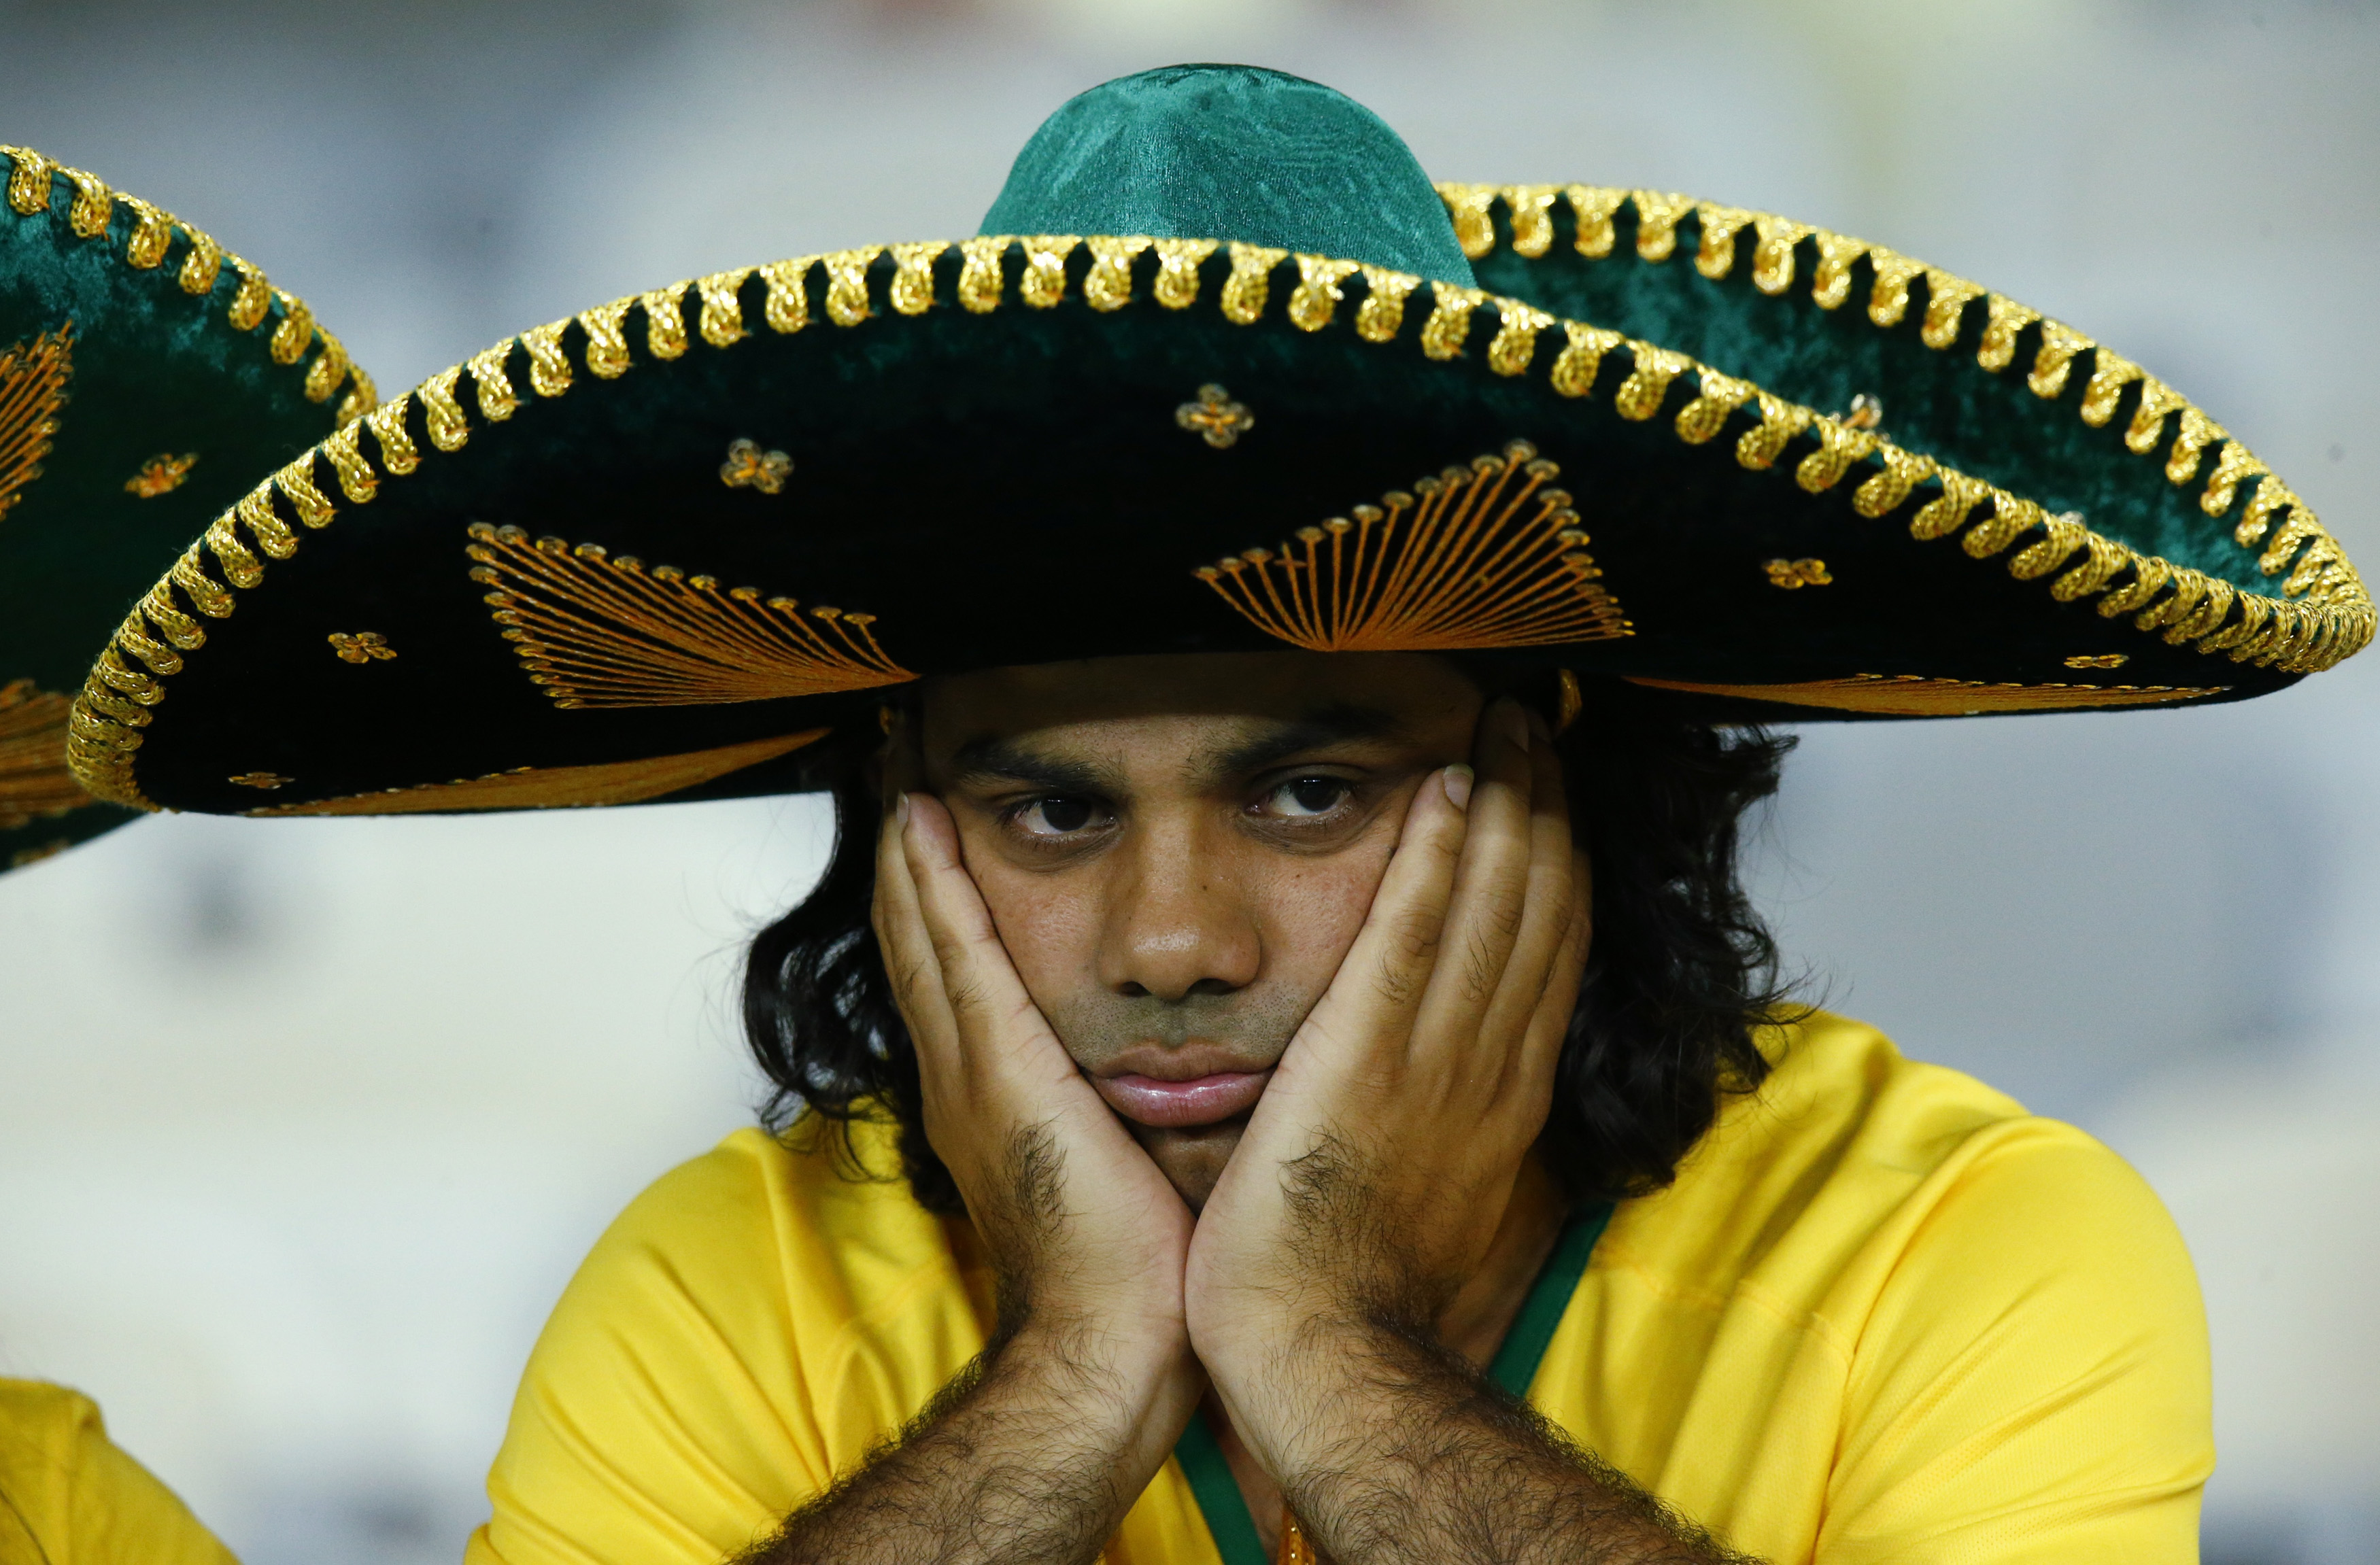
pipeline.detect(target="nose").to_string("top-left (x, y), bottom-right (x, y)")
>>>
top-left (1099, 813), bottom-right (1261, 1002)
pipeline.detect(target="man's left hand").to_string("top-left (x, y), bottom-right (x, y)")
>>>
top-left (1185, 695), bottom-right (1588, 1454)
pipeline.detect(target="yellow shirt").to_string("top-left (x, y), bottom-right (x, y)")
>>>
top-left (471, 1014), bottom-right (2212, 1564)
top-left (0, 1379), bottom-right (237, 1565)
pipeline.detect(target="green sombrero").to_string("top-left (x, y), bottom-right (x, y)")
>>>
top-left (67, 66), bottom-right (2366, 823)
top-left (1, 141), bottom-right (373, 865)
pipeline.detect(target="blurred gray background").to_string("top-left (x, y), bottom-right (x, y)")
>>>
top-left (2, 0), bottom-right (2375, 1560)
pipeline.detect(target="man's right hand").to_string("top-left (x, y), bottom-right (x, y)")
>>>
top-left (738, 787), bottom-right (1197, 1565)
top-left (877, 787), bottom-right (1198, 1360)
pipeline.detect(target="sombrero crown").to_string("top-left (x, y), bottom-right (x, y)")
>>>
top-left (65, 66), bottom-right (2365, 821)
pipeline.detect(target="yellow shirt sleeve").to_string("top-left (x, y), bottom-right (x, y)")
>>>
top-left (469, 1124), bottom-right (996, 1565)
top-left (0, 1379), bottom-right (237, 1565)
top-left (1535, 1016), bottom-right (2213, 1564)
top-left (1814, 1120), bottom-right (2213, 1562)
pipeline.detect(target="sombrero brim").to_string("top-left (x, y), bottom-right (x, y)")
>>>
top-left (66, 213), bottom-right (2364, 821)
top-left (0, 143), bottom-right (375, 866)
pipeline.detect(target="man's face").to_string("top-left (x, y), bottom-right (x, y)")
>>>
top-left (917, 651), bottom-right (1484, 1209)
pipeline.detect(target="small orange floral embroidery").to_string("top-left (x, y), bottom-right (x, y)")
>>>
top-left (1763, 557), bottom-right (1833, 589)
top-left (719, 438), bottom-right (792, 494)
top-left (1175, 383), bottom-right (1253, 448)
top-left (328, 632), bottom-right (396, 663)
top-left (124, 453), bottom-right (199, 497)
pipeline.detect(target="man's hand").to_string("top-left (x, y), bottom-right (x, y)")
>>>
top-left (1185, 700), bottom-right (1746, 1564)
top-left (742, 787), bottom-right (1199, 1564)
top-left (1187, 695), bottom-right (1587, 1386)
top-left (880, 788), bottom-right (1196, 1354)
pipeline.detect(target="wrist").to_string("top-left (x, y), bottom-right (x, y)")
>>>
top-left (994, 1310), bottom-right (1194, 1418)
top-left (1204, 1312), bottom-right (1459, 1475)
top-left (992, 1309), bottom-right (1203, 1484)
top-left (1192, 1288), bottom-right (1410, 1392)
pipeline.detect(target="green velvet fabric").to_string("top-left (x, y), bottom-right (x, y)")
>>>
top-left (981, 65), bottom-right (1476, 286)
top-left (0, 154), bottom-right (354, 867)
top-left (86, 68), bottom-right (2353, 820)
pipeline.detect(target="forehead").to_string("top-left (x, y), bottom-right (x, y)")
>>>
top-left (920, 652), bottom-right (1479, 755)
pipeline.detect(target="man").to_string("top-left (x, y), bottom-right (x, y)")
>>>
top-left (0, 1379), bottom-right (237, 1565)
top-left (0, 137), bottom-right (367, 1565)
top-left (69, 65), bottom-right (2364, 1564)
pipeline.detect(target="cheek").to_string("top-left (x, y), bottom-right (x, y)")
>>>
top-left (958, 846), bottom-right (1106, 1006)
top-left (1246, 831), bottom-right (1396, 991)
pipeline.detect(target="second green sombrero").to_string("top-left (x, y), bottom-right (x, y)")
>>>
top-left (68, 65), bottom-right (2367, 821)
top-left (3, 141), bottom-right (371, 863)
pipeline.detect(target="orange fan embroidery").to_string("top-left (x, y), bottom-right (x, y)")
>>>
top-left (0, 324), bottom-right (72, 521)
top-left (466, 523), bottom-right (915, 709)
top-left (1195, 440), bottom-right (1630, 652)
top-left (0, 678), bottom-right (90, 828)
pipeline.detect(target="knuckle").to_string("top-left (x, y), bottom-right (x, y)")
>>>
top-left (1459, 929), bottom-right (1501, 1004)
top-left (1387, 905), bottom-right (1443, 962)
top-left (940, 967), bottom-right (992, 1020)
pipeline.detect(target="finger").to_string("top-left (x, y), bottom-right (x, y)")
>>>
top-left (872, 793), bottom-right (963, 1080)
top-left (1478, 708), bottom-right (1583, 1088)
top-left (1411, 698), bottom-right (1540, 1050)
top-left (900, 794), bottom-right (1071, 1085)
top-left (1298, 756), bottom-right (1473, 1061)
top-left (870, 715), bottom-right (942, 1022)
top-left (1515, 842), bottom-right (1593, 1093)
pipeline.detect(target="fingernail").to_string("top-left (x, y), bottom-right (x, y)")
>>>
top-left (895, 792), bottom-right (913, 827)
top-left (1442, 764), bottom-right (1474, 810)
top-left (1496, 698), bottom-right (1531, 751)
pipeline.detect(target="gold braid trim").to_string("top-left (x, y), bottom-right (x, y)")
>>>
top-left (466, 524), bottom-right (915, 708)
top-left (0, 143), bottom-right (373, 418)
top-left (1085, 237), bottom-right (1151, 313)
top-left (1433, 182), bottom-right (2370, 678)
top-left (1195, 439), bottom-right (1630, 653)
top-left (1288, 254), bottom-right (1361, 332)
top-left (246, 730), bottom-right (830, 817)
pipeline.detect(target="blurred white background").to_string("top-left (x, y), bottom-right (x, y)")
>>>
top-left (2, 1), bottom-right (2376, 1560)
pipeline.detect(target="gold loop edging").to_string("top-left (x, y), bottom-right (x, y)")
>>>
top-left (0, 144), bottom-right (375, 424)
top-left (68, 226), bottom-right (2370, 811)
top-left (1434, 180), bottom-right (2368, 674)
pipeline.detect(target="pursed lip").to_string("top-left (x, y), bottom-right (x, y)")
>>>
top-left (1091, 1045), bottom-right (1276, 1129)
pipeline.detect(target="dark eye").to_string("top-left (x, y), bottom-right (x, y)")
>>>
top-left (1019, 796), bottom-right (1098, 836)
top-left (1266, 776), bottom-right (1350, 819)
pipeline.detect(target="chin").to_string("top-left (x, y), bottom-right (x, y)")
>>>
top-left (1134, 1117), bottom-right (1247, 1214)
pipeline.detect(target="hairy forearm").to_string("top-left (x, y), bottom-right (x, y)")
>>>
top-left (1238, 1322), bottom-right (1758, 1565)
top-left (739, 1318), bottom-right (1185, 1565)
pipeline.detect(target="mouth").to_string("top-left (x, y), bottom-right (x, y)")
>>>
top-left (1091, 1067), bottom-right (1274, 1129)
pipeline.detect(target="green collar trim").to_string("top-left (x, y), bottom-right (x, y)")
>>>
top-left (1485, 1199), bottom-right (1612, 1398)
top-left (1173, 1201), bottom-right (1612, 1565)
top-left (1174, 1411), bottom-right (1268, 1565)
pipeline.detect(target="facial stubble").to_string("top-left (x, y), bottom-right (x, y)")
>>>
top-left (1039, 984), bottom-right (1320, 1211)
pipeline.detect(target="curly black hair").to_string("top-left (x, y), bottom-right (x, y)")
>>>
top-left (741, 676), bottom-right (1800, 1214)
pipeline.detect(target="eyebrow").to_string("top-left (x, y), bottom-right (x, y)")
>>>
top-left (946, 737), bottom-right (1115, 795)
top-left (946, 704), bottom-right (1406, 797)
top-left (1206, 703), bottom-right (1404, 780)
